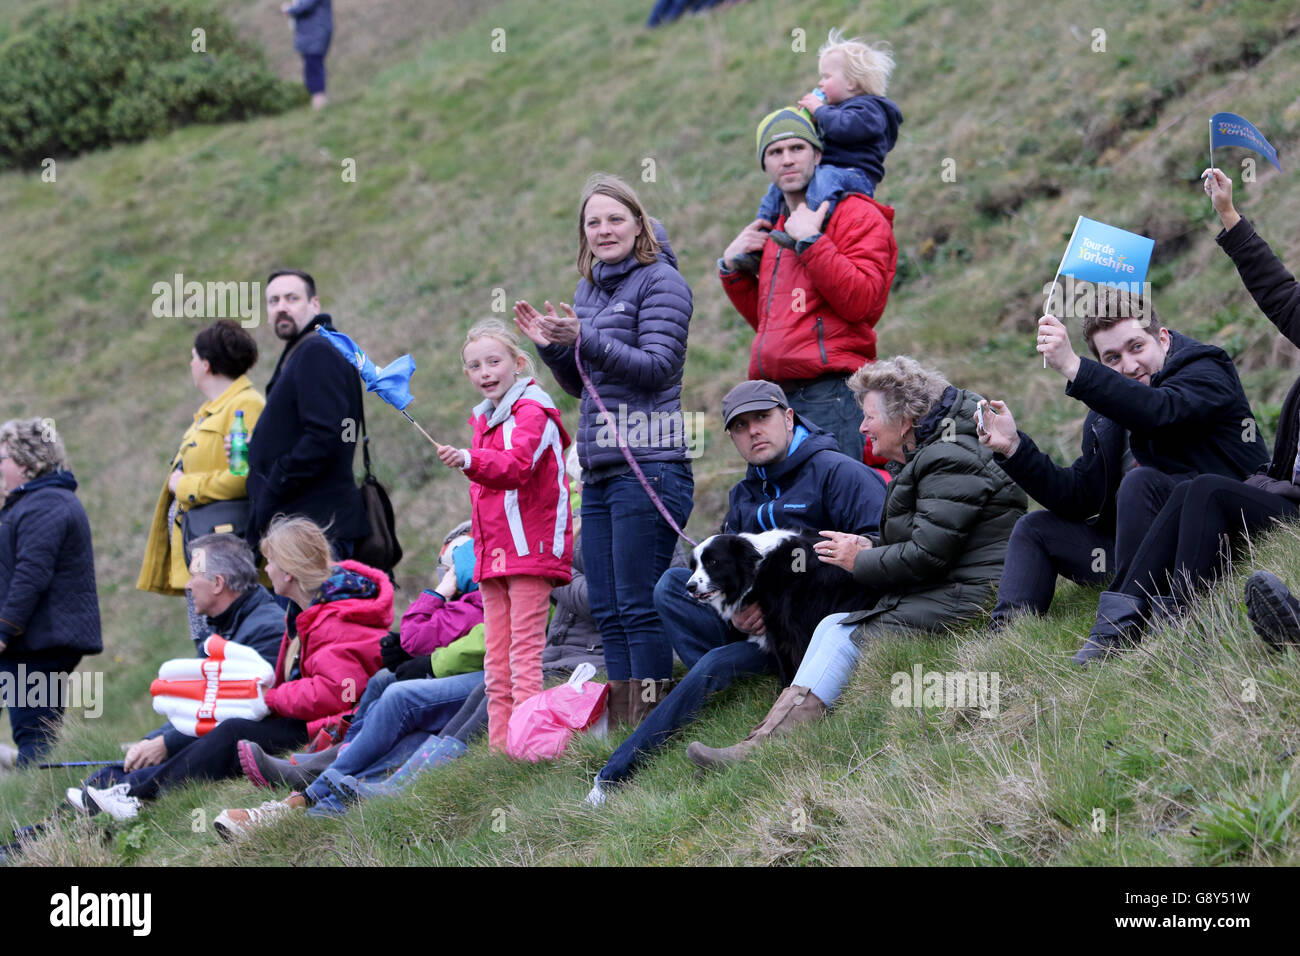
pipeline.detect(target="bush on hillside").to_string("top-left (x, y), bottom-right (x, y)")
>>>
top-left (0, 0), bottom-right (302, 170)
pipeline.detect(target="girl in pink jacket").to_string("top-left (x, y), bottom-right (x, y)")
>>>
top-left (436, 320), bottom-right (573, 752)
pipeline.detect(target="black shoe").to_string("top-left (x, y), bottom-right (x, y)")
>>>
top-left (1245, 570), bottom-right (1300, 652)
top-left (1073, 591), bottom-right (1146, 666)
top-left (1072, 634), bottom-right (1125, 666)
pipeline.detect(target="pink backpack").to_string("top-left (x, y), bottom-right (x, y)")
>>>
top-left (506, 664), bottom-right (608, 762)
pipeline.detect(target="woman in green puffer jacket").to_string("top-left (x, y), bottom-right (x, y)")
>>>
top-left (687, 356), bottom-right (1027, 769)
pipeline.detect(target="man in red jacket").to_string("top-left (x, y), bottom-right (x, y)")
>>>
top-left (719, 107), bottom-right (898, 462)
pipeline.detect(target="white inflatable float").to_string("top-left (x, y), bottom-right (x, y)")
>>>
top-left (150, 635), bottom-right (275, 737)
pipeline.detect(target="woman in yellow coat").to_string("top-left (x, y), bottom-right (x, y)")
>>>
top-left (138, 320), bottom-right (264, 647)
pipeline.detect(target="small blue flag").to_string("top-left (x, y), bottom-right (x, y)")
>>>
top-left (1057, 216), bottom-right (1155, 288)
top-left (1210, 112), bottom-right (1282, 173)
top-left (317, 327), bottom-right (417, 411)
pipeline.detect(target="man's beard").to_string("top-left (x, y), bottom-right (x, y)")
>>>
top-left (273, 314), bottom-right (298, 340)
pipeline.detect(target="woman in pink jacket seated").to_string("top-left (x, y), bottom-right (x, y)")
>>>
top-left (70, 516), bottom-right (390, 821)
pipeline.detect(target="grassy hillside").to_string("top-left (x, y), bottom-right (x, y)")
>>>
top-left (2, 0), bottom-right (1300, 865)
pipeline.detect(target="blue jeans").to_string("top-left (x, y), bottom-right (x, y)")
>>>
top-left (344, 667), bottom-right (397, 741)
top-left (303, 671), bottom-right (483, 804)
top-left (582, 461), bottom-right (693, 680)
top-left (782, 376), bottom-right (865, 461)
top-left (598, 567), bottom-right (772, 783)
top-left (302, 53), bottom-right (327, 94)
top-left (790, 613), bottom-right (861, 704)
top-left (0, 655), bottom-right (81, 766)
top-left (756, 165), bottom-right (877, 224)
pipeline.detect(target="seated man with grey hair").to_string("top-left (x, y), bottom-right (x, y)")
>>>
top-left (114, 533), bottom-right (285, 776)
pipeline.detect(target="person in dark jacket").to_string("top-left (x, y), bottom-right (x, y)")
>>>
top-left (543, 529), bottom-right (603, 675)
top-left (585, 380), bottom-right (886, 803)
top-left (0, 419), bottom-right (102, 765)
top-left (979, 282), bottom-right (1269, 629)
top-left (282, 0), bottom-right (332, 109)
top-left (686, 358), bottom-right (1026, 770)
top-left (246, 269), bottom-right (369, 559)
top-left (1074, 170), bottom-right (1300, 661)
top-left (514, 174), bottom-right (693, 727)
top-left (116, 534), bottom-right (285, 775)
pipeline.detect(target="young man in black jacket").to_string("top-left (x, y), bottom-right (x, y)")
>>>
top-left (979, 282), bottom-right (1269, 656)
top-left (245, 270), bottom-right (369, 557)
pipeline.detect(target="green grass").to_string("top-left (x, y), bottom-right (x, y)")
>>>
top-left (2, 0), bottom-right (1300, 864)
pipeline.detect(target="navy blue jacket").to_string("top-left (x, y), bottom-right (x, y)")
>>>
top-left (148, 584), bottom-right (286, 757)
top-left (538, 222), bottom-right (693, 472)
top-left (815, 94), bottom-right (903, 188)
top-left (287, 0), bottom-right (332, 56)
top-left (722, 418), bottom-right (886, 536)
top-left (246, 314), bottom-right (370, 551)
top-left (0, 471), bottom-right (102, 660)
top-left (1000, 330), bottom-right (1269, 530)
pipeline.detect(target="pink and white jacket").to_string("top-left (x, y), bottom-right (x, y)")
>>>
top-left (463, 378), bottom-right (573, 585)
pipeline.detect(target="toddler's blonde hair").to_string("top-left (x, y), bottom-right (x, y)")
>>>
top-left (820, 29), bottom-right (895, 98)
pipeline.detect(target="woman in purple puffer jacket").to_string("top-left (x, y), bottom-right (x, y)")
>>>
top-left (514, 173), bottom-right (693, 729)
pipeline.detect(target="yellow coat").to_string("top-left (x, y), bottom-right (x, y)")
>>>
top-left (137, 376), bottom-right (265, 595)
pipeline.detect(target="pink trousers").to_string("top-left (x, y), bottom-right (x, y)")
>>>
top-left (478, 575), bottom-right (553, 753)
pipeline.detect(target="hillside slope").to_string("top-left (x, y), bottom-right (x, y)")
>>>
top-left (1, 0), bottom-right (1299, 865)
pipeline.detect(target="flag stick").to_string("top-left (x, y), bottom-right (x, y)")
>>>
top-left (400, 409), bottom-right (438, 447)
top-left (1209, 117), bottom-right (1214, 178)
top-left (1042, 216), bottom-right (1083, 369)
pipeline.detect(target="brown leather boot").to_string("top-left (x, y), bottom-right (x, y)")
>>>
top-left (605, 680), bottom-right (631, 730)
top-left (627, 678), bottom-right (675, 727)
top-left (685, 685), bottom-right (826, 770)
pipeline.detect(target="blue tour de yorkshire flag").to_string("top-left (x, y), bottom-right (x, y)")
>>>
top-left (317, 326), bottom-right (416, 411)
top-left (1056, 216), bottom-right (1155, 288)
top-left (1210, 112), bottom-right (1282, 173)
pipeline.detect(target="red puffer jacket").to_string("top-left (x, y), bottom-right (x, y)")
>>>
top-left (464, 379), bottom-right (573, 585)
top-left (720, 194), bottom-right (897, 383)
top-left (263, 559), bottom-right (390, 738)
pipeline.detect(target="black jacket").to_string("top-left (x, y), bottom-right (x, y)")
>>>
top-left (246, 314), bottom-right (370, 550)
top-left (1217, 217), bottom-right (1300, 481)
top-left (999, 410), bottom-right (1131, 532)
top-left (722, 416), bottom-right (887, 536)
top-left (0, 471), bottom-right (102, 661)
top-left (1001, 329), bottom-right (1269, 528)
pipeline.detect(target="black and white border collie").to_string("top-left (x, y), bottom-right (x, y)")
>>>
top-left (686, 529), bottom-right (869, 685)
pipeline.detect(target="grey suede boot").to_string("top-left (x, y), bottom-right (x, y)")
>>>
top-left (1073, 591), bottom-right (1148, 666)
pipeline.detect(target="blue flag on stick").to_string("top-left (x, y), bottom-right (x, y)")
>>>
top-left (1210, 112), bottom-right (1282, 173)
top-left (1056, 216), bottom-right (1155, 288)
top-left (316, 327), bottom-right (417, 411)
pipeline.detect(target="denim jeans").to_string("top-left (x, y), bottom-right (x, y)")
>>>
top-left (0, 655), bottom-right (81, 766)
top-left (990, 511), bottom-right (1113, 626)
top-left (756, 165), bottom-right (877, 223)
top-left (344, 667), bottom-right (397, 741)
top-left (790, 613), bottom-right (861, 705)
top-left (582, 461), bottom-right (693, 680)
top-left (781, 376), bottom-right (865, 462)
top-left (303, 671), bottom-right (483, 804)
top-left (598, 566), bottom-right (772, 783)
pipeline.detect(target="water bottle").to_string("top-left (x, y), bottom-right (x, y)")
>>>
top-left (810, 89), bottom-right (826, 103)
top-left (229, 410), bottom-right (249, 477)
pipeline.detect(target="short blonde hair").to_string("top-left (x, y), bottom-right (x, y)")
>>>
top-left (849, 357), bottom-right (949, 425)
top-left (576, 173), bottom-right (662, 283)
top-left (260, 515), bottom-right (334, 596)
top-left (820, 29), bottom-right (895, 97)
top-left (463, 318), bottom-right (536, 379)
top-left (0, 418), bottom-right (67, 479)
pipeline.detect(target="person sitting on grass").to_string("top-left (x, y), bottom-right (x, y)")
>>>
top-left (686, 357), bottom-right (1026, 770)
top-left (66, 516), bottom-right (388, 821)
top-left (978, 283), bottom-right (1269, 642)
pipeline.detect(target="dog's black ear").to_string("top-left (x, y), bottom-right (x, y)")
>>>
top-left (730, 535), bottom-right (760, 569)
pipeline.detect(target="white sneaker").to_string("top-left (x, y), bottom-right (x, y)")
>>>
top-left (85, 783), bottom-right (142, 821)
top-left (0, 744), bottom-right (17, 770)
top-left (213, 800), bottom-right (294, 841)
top-left (583, 775), bottom-right (608, 808)
top-left (66, 787), bottom-right (95, 814)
